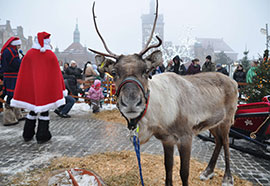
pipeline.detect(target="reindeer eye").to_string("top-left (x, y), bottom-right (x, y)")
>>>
top-left (111, 70), bottom-right (117, 77)
top-left (142, 69), bottom-right (149, 79)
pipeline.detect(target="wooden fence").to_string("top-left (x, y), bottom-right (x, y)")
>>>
top-left (0, 80), bottom-right (250, 113)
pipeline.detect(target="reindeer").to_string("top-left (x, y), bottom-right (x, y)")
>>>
top-left (89, 1), bottom-right (238, 186)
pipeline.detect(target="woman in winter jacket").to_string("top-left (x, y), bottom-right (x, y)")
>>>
top-left (233, 64), bottom-right (246, 83)
top-left (186, 58), bottom-right (201, 75)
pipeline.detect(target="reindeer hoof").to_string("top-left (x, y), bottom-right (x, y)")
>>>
top-left (200, 171), bottom-right (214, 181)
top-left (222, 176), bottom-right (234, 186)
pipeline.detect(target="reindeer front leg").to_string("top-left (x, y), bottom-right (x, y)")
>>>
top-left (162, 142), bottom-right (174, 186)
top-left (177, 136), bottom-right (192, 186)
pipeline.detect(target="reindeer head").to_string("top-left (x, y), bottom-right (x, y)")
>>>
top-left (89, 0), bottom-right (162, 123)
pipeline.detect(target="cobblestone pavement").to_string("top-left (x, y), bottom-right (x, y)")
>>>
top-left (0, 112), bottom-right (269, 185)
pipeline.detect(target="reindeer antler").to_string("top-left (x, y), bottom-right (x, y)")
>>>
top-left (88, 1), bottom-right (119, 59)
top-left (139, 0), bottom-right (162, 56)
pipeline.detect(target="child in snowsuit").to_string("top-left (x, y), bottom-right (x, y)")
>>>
top-left (87, 79), bottom-right (104, 113)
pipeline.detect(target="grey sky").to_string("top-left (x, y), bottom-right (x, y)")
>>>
top-left (1, 0), bottom-right (269, 59)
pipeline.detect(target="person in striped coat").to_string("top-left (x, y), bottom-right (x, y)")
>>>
top-left (0, 37), bottom-right (24, 126)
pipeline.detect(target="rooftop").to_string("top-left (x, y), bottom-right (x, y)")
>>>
top-left (196, 38), bottom-right (235, 52)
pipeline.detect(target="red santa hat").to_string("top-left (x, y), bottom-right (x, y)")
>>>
top-left (0, 37), bottom-right (21, 54)
top-left (37, 32), bottom-right (51, 52)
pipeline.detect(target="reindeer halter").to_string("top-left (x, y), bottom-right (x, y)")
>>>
top-left (116, 76), bottom-right (150, 130)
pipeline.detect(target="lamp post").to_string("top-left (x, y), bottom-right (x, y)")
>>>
top-left (260, 24), bottom-right (269, 50)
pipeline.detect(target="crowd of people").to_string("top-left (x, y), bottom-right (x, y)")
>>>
top-left (0, 34), bottom-right (260, 144)
top-left (59, 58), bottom-right (104, 115)
top-left (159, 54), bottom-right (225, 75)
top-left (153, 54), bottom-right (257, 89)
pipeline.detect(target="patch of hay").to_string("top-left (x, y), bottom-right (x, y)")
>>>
top-left (9, 151), bottom-right (252, 186)
top-left (8, 110), bottom-right (252, 185)
top-left (92, 109), bottom-right (126, 125)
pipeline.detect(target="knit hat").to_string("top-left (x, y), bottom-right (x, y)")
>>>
top-left (94, 79), bottom-right (101, 89)
top-left (216, 63), bottom-right (222, 68)
top-left (206, 55), bottom-right (212, 60)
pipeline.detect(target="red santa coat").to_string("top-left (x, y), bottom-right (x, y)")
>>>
top-left (11, 48), bottom-right (67, 113)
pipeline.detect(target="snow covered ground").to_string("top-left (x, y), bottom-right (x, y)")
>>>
top-left (69, 101), bottom-right (117, 116)
top-left (0, 102), bottom-right (117, 178)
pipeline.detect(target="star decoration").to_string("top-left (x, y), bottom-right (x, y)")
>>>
top-left (244, 119), bottom-right (253, 126)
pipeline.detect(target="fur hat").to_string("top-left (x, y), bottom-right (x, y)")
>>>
top-left (70, 60), bottom-right (77, 65)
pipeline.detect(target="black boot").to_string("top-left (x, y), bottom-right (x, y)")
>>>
top-left (23, 118), bottom-right (36, 142)
top-left (36, 119), bottom-right (51, 144)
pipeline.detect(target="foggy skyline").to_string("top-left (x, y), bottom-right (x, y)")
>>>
top-left (0, 0), bottom-right (269, 60)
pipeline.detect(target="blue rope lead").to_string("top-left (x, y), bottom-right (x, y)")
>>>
top-left (133, 135), bottom-right (144, 186)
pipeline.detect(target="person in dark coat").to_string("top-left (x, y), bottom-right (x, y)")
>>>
top-left (216, 64), bottom-right (229, 76)
top-left (65, 60), bottom-right (83, 80)
top-left (233, 64), bottom-right (246, 99)
top-left (0, 37), bottom-right (24, 126)
top-left (63, 74), bottom-right (79, 97)
top-left (186, 58), bottom-right (201, 75)
top-left (166, 55), bottom-right (186, 75)
top-left (202, 55), bottom-right (216, 72)
top-left (63, 62), bottom-right (69, 73)
top-left (233, 64), bottom-right (246, 83)
top-left (0, 65), bottom-right (4, 112)
top-left (54, 79), bottom-right (76, 118)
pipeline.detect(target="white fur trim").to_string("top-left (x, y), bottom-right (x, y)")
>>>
top-left (38, 116), bottom-right (50, 121)
top-left (26, 113), bottom-right (37, 120)
top-left (10, 97), bottom-right (66, 113)
top-left (11, 39), bottom-right (22, 46)
top-left (40, 47), bottom-right (46, 52)
top-left (32, 38), bottom-right (51, 52)
top-left (63, 89), bottom-right (68, 97)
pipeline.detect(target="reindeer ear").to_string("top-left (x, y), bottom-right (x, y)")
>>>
top-left (95, 55), bottom-right (105, 66)
top-left (144, 50), bottom-right (163, 73)
top-left (95, 55), bottom-right (115, 74)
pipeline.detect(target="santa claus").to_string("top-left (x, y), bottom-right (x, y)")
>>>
top-left (11, 31), bottom-right (67, 144)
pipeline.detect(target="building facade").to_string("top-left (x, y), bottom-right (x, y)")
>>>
top-left (0, 20), bottom-right (33, 54)
top-left (194, 38), bottom-right (238, 63)
top-left (54, 21), bottom-right (94, 69)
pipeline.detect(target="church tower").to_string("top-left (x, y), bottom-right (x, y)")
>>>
top-left (73, 19), bottom-right (80, 43)
top-left (141, 0), bottom-right (164, 48)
